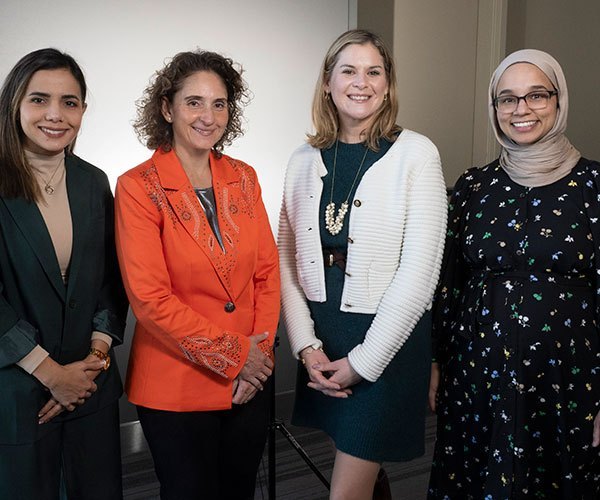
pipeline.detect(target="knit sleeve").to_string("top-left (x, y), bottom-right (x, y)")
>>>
top-left (347, 145), bottom-right (448, 382)
top-left (278, 180), bottom-right (323, 358)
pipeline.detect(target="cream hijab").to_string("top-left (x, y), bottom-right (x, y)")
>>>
top-left (488, 49), bottom-right (580, 187)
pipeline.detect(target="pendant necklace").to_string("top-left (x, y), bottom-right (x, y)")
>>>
top-left (38, 157), bottom-right (64, 195)
top-left (324, 140), bottom-right (369, 236)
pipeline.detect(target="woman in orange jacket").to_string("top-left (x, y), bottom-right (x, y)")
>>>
top-left (115, 50), bottom-right (280, 499)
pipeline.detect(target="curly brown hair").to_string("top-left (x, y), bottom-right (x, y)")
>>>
top-left (133, 50), bottom-right (250, 155)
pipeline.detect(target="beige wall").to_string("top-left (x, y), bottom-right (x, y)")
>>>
top-left (393, 0), bottom-right (481, 186)
top-left (507, 0), bottom-right (600, 162)
top-left (357, 0), bottom-right (394, 50)
top-left (359, 0), bottom-right (600, 187)
top-left (358, 0), bottom-right (504, 187)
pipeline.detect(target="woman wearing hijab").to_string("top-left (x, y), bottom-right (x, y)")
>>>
top-left (428, 49), bottom-right (600, 498)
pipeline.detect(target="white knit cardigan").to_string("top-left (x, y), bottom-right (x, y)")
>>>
top-left (278, 130), bottom-right (448, 382)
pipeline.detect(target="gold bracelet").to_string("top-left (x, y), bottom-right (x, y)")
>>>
top-left (89, 348), bottom-right (111, 371)
top-left (300, 346), bottom-right (323, 366)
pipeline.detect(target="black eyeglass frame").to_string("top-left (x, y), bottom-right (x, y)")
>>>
top-left (493, 89), bottom-right (558, 112)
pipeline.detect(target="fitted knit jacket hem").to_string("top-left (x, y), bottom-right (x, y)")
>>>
top-left (278, 130), bottom-right (448, 381)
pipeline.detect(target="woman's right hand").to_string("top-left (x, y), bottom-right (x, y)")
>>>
top-left (33, 357), bottom-right (104, 411)
top-left (239, 332), bottom-right (273, 391)
top-left (429, 362), bottom-right (441, 413)
top-left (300, 347), bottom-right (351, 399)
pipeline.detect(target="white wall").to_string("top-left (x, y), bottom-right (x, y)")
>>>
top-left (0, 0), bottom-right (353, 421)
top-left (0, 0), bottom-right (351, 227)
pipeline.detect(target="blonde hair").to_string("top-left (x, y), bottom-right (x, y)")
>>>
top-left (308, 29), bottom-right (401, 151)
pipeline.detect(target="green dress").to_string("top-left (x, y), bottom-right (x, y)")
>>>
top-left (291, 139), bottom-right (431, 462)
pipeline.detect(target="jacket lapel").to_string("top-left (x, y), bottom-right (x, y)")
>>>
top-left (2, 195), bottom-right (66, 301)
top-left (154, 149), bottom-right (239, 296)
top-left (210, 153), bottom-right (241, 284)
top-left (65, 155), bottom-right (91, 298)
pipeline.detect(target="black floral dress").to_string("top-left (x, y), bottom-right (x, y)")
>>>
top-left (429, 158), bottom-right (600, 499)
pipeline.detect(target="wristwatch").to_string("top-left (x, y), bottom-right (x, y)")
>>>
top-left (299, 343), bottom-right (323, 366)
top-left (89, 348), bottom-right (111, 370)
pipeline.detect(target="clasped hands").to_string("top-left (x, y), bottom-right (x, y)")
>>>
top-left (232, 332), bottom-right (273, 405)
top-left (33, 353), bottom-right (107, 424)
top-left (300, 347), bottom-right (362, 398)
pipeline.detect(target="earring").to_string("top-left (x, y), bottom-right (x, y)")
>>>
top-left (383, 94), bottom-right (388, 101)
top-left (325, 92), bottom-right (330, 100)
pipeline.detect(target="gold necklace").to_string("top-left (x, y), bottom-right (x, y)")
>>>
top-left (37, 157), bottom-right (64, 195)
top-left (324, 140), bottom-right (369, 236)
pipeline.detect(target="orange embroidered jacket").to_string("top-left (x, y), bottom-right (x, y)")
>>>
top-left (115, 148), bottom-right (280, 411)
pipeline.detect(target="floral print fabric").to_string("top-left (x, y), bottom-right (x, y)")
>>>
top-left (429, 159), bottom-right (600, 499)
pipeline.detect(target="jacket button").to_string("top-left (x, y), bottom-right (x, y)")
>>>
top-left (224, 302), bottom-right (235, 313)
top-left (353, 200), bottom-right (361, 207)
top-left (69, 299), bottom-right (77, 309)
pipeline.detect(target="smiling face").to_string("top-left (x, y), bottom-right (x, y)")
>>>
top-left (325, 42), bottom-right (389, 141)
top-left (161, 70), bottom-right (229, 158)
top-left (495, 63), bottom-right (558, 145)
top-left (18, 68), bottom-right (86, 156)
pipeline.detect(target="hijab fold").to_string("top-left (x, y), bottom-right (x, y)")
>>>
top-left (488, 49), bottom-right (580, 187)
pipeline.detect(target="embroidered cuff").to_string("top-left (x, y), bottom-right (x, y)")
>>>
top-left (258, 340), bottom-right (274, 363)
top-left (179, 332), bottom-right (243, 379)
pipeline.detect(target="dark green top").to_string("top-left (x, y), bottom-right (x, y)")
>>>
top-left (292, 139), bottom-right (432, 462)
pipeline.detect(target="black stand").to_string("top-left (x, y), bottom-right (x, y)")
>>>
top-left (267, 337), bottom-right (330, 499)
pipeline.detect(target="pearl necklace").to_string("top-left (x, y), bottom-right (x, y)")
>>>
top-left (324, 140), bottom-right (369, 236)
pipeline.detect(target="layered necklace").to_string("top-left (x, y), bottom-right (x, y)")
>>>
top-left (324, 140), bottom-right (369, 236)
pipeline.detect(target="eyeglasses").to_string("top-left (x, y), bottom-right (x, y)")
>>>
top-left (493, 90), bottom-right (558, 113)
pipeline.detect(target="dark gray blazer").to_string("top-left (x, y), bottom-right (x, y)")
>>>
top-left (0, 154), bottom-right (127, 445)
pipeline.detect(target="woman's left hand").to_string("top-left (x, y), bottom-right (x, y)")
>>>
top-left (38, 397), bottom-right (64, 424)
top-left (38, 353), bottom-right (105, 424)
top-left (592, 410), bottom-right (600, 447)
top-left (309, 357), bottom-right (362, 391)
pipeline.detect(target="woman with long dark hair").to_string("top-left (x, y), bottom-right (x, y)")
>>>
top-left (0, 48), bottom-right (127, 499)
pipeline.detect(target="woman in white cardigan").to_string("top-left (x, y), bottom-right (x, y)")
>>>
top-left (278, 29), bottom-right (447, 499)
